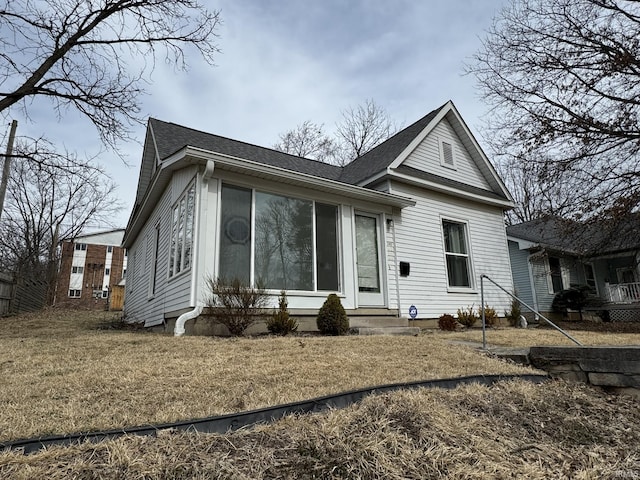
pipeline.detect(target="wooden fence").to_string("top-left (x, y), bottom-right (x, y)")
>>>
top-left (0, 271), bottom-right (47, 316)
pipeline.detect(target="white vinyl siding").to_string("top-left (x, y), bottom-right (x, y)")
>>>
top-left (388, 181), bottom-right (513, 318)
top-left (124, 166), bottom-right (198, 326)
top-left (402, 118), bottom-right (492, 191)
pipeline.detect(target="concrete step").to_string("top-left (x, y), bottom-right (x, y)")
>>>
top-left (354, 326), bottom-right (420, 336)
top-left (349, 316), bottom-right (409, 328)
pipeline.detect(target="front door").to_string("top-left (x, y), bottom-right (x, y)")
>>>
top-left (355, 213), bottom-right (385, 306)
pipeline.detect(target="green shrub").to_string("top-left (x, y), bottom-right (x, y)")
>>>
top-left (456, 305), bottom-right (478, 328)
top-left (438, 313), bottom-right (457, 331)
top-left (267, 290), bottom-right (298, 336)
top-left (316, 293), bottom-right (349, 335)
top-left (504, 294), bottom-right (522, 326)
top-left (479, 305), bottom-right (498, 327)
top-left (204, 277), bottom-right (268, 336)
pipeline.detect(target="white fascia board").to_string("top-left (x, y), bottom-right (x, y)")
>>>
top-left (390, 170), bottom-right (514, 208)
top-left (506, 236), bottom-right (539, 250)
top-left (388, 101), bottom-right (451, 170)
top-left (197, 147), bottom-right (416, 208)
top-left (387, 101), bottom-right (513, 203)
top-left (123, 147), bottom-right (214, 247)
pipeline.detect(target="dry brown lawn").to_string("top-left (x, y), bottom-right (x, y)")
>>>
top-left (0, 309), bottom-right (537, 443)
top-left (2, 380), bottom-right (639, 479)
top-left (2, 309), bottom-right (640, 479)
top-left (441, 323), bottom-right (640, 348)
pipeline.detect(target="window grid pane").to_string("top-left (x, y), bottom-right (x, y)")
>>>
top-left (254, 191), bottom-right (313, 291)
top-left (443, 220), bottom-right (471, 288)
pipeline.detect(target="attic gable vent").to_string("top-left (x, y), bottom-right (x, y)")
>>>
top-left (441, 140), bottom-right (455, 168)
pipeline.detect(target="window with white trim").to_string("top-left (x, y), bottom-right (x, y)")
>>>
top-left (107, 246), bottom-right (113, 253)
top-left (169, 181), bottom-right (196, 277)
top-left (442, 220), bottom-right (472, 288)
top-left (71, 266), bottom-right (84, 274)
top-left (104, 268), bottom-right (110, 276)
top-left (547, 256), bottom-right (564, 294)
top-left (584, 263), bottom-right (597, 294)
top-left (219, 184), bottom-right (340, 291)
top-left (440, 139), bottom-right (456, 169)
top-left (69, 289), bottom-right (81, 297)
top-left (148, 222), bottom-right (161, 296)
top-left (75, 243), bottom-right (87, 251)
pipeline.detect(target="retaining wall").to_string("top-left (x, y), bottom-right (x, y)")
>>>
top-left (529, 346), bottom-right (640, 396)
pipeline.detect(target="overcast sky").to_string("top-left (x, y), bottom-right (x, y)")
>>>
top-left (6, 0), bottom-right (507, 230)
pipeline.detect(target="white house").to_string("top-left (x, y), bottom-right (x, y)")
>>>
top-left (122, 101), bottom-right (515, 334)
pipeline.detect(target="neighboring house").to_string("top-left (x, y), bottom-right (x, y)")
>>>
top-left (123, 100), bottom-right (515, 332)
top-left (507, 216), bottom-right (640, 321)
top-left (56, 229), bottom-right (127, 310)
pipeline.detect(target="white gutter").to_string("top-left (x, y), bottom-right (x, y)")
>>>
top-left (174, 305), bottom-right (203, 337)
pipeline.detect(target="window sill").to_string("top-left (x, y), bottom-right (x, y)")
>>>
top-left (167, 267), bottom-right (192, 283)
top-left (447, 286), bottom-right (477, 294)
top-left (262, 289), bottom-right (345, 298)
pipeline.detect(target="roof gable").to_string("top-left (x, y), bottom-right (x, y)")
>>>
top-left (339, 104), bottom-right (445, 185)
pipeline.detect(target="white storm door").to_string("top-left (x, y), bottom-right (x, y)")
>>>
top-left (355, 213), bottom-right (385, 306)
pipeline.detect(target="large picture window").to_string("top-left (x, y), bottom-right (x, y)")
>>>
top-left (219, 184), bottom-right (340, 292)
top-left (442, 220), bottom-right (472, 288)
top-left (169, 181), bottom-right (196, 278)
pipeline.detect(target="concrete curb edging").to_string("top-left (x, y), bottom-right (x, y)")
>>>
top-left (1, 374), bottom-right (549, 455)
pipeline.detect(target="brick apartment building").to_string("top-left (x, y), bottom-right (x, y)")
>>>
top-left (55, 229), bottom-right (127, 310)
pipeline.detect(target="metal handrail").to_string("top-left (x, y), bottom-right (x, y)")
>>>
top-left (480, 274), bottom-right (583, 349)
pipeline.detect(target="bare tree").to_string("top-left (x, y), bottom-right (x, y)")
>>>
top-left (0, 141), bottom-right (122, 303)
top-left (273, 121), bottom-right (338, 163)
top-left (469, 0), bottom-right (640, 220)
top-left (336, 99), bottom-right (398, 161)
top-left (0, 0), bottom-right (220, 148)
top-left (274, 99), bottom-right (398, 166)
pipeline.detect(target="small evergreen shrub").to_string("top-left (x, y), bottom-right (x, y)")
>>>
top-left (316, 293), bottom-right (349, 335)
top-left (504, 294), bottom-right (522, 326)
top-left (205, 277), bottom-right (269, 336)
top-left (438, 313), bottom-right (457, 331)
top-left (267, 290), bottom-right (298, 336)
top-left (479, 305), bottom-right (498, 327)
top-left (456, 305), bottom-right (478, 328)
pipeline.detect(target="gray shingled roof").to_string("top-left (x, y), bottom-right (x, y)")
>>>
top-left (150, 104), bottom-right (447, 188)
top-left (393, 165), bottom-right (510, 201)
top-left (150, 118), bottom-right (344, 182)
top-left (507, 216), bottom-right (640, 255)
top-left (339, 104), bottom-right (445, 185)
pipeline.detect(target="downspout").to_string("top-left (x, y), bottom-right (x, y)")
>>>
top-left (526, 253), bottom-right (540, 320)
top-left (174, 305), bottom-right (204, 336)
top-left (174, 159), bottom-right (215, 337)
top-left (390, 210), bottom-right (402, 317)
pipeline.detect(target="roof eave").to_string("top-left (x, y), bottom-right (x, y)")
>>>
top-left (389, 170), bottom-right (514, 209)
top-left (204, 147), bottom-right (416, 208)
top-left (123, 146), bottom-right (416, 247)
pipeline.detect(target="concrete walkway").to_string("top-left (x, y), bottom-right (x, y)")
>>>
top-left (448, 340), bottom-right (531, 365)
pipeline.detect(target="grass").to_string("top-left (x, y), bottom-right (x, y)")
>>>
top-left (0, 309), bottom-right (537, 443)
top-left (2, 380), bottom-right (639, 479)
top-left (441, 324), bottom-right (640, 348)
top-left (2, 309), bottom-right (640, 478)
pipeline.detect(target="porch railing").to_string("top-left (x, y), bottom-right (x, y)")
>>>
top-left (604, 282), bottom-right (640, 303)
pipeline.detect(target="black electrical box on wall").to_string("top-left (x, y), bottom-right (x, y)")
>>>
top-left (399, 261), bottom-right (410, 276)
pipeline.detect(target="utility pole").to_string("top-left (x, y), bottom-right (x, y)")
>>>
top-left (0, 120), bottom-right (18, 222)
